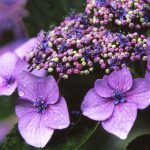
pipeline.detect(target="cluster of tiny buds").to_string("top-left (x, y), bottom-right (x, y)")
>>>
top-left (86, 0), bottom-right (150, 30)
top-left (25, 13), bottom-right (147, 79)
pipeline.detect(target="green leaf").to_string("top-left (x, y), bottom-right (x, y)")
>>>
top-left (24, 0), bottom-right (86, 37)
top-left (0, 94), bottom-right (17, 120)
top-left (3, 120), bottom-right (99, 150)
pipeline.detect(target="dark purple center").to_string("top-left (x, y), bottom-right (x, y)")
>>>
top-left (6, 76), bottom-right (15, 85)
top-left (34, 98), bottom-right (48, 113)
top-left (113, 91), bottom-right (126, 105)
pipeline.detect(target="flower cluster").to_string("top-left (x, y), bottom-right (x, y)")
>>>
top-left (0, 0), bottom-right (150, 149)
top-left (25, 12), bottom-right (147, 78)
top-left (86, 0), bottom-right (150, 30)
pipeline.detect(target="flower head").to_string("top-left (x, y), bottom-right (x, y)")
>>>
top-left (81, 68), bottom-right (150, 139)
top-left (86, 0), bottom-right (150, 30)
top-left (25, 20), bottom-right (147, 78)
top-left (15, 71), bottom-right (70, 148)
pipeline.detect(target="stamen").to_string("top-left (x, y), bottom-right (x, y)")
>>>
top-left (34, 98), bottom-right (48, 113)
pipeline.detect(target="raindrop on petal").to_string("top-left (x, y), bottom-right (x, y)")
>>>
top-left (19, 91), bottom-right (24, 97)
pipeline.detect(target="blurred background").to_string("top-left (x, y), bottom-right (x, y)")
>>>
top-left (0, 0), bottom-right (150, 150)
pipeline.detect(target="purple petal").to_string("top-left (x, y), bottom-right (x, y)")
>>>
top-left (81, 88), bottom-right (114, 121)
top-left (14, 59), bottom-right (46, 77)
top-left (17, 71), bottom-right (59, 104)
top-left (127, 78), bottom-right (150, 109)
top-left (102, 103), bottom-right (137, 139)
top-left (94, 76), bottom-right (114, 98)
top-left (108, 68), bottom-right (133, 93)
top-left (0, 81), bottom-right (17, 96)
top-left (0, 122), bottom-right (9, 143)
top-left (32, 69), bottom-right (46, 77)
top-left (0, 52), bottom-right (18, 76)
top-left (145, 70), bottom-right (150, 82)
top-left (0, 39), bottom-right (26, 55)
top-left (14, 38), bottom-right (37, 59)
top-left (18, 112), bottom-right (54, 148)
top-left (17, 71), bottom-right (38, 101)
top-left (15, 99), bottom-right (35, 118)
top-left (44, 96), bottom-right (70, 129)
top-left (146, 36), bottom-right (150, 55)
top-left (35, 75), bottom-right (59, 104)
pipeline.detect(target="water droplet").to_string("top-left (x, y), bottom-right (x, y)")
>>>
top-left (19, 91), bottom-right (24, 97)
top-left (60, 115), bottom-right (63, 118)
top-left (23, 84), bottom-right (27, 88)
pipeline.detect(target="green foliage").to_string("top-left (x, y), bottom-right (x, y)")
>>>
top-left (127, 134), bottom-right (150, 150)
top-left (0, 95), bottom-right (16, 120)
top-left (3, 121), bottom-right (98, 150)
top-left (3, 125), bottom-right (38, 150)
top-left (24, 0), bottom-right (86, 37)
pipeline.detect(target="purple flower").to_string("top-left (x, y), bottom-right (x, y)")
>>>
top-left (15, 71), bottom-right (70, 148)
top-left (0, 52), bottom-right (19, 95)
top-left (145, 70), bottom-right (150, 82)
top-left (0, 38), bottom-right (46, 96)
top-left (81, 68), bottom-right (150, 139)
top-left (0, 0), bottom-right (28, 38)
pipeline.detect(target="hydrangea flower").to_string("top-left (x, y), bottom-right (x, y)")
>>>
top-left (81, 68), bottom-right (150, 139)
top-left (15, 71), bottom-right (70, 148)
top-left (0, 38), bottom-right (46, 96)
top-left (0, 52), bottom-right (19, 96)
top-left (26, 19), bottom-right (147, 78)
top-left (0, 0), bottom-right (28, 38)
top-left (86, 0), bottom-right (150, 29)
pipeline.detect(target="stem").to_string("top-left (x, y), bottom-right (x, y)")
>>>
top-left (57, 77), bottom-right (62, 84)
top-left (75, 122), bottom-right (99, 150)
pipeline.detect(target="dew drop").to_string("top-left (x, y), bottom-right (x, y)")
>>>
top-left (19, 91), bottom-right (24, 97)
top-left (60, 115), bottom-right (63, 118)
top-left (23, 84), bottom-right (27, 88)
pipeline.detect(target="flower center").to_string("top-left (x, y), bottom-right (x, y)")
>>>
top-left (6, 76), bottom-right (15, 85)
top-left (34, 98), bottom-right (48, 113)
top-left (113, 91), bottom-right (126, 105)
